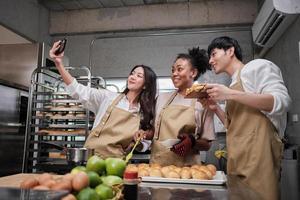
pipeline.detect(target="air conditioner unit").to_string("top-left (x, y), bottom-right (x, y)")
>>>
top-left (252, 0), bottom-right (300, 48)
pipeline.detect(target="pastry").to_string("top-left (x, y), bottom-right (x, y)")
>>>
top-left (165, 170), bottom-right (180, 179)
top-left (191, 169), bottom-right (207, 180)
top-left (149, 168), bottom-right (162, 177)
top-left (185, 83), bottom-right (208, 98)
top-left (138, 168), bottom-right (149, 177)
top-left (180, 168), bottom-right (192, 179)
top-left (206, 164), bottom-right (217, 176)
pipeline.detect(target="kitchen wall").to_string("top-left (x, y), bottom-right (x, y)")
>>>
top-left (53, 27), bottom-right (253, 84)
top-left (0, 0), bottom-right (51, 44)
top-left (264, 16), bottom-right (300, 144)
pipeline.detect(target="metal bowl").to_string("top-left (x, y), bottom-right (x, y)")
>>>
top-left (66, 148), bottom-right (94, 165)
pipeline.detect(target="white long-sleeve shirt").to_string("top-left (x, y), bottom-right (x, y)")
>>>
top-left (231, 59), bottom-right (291, 137)
top-left (66, 79), bottom-right (139, 129)
top-left (66, 79), bottom-right (151, 151)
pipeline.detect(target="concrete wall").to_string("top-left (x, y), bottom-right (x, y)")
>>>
top-left (50, 0), bottom-right (257, 34)
top-left (0, 0), bottom-right (51, 44)
top-left (54, 27), bottom-right (253, 85)
top-left (264, 16), bottom-right (300, 143)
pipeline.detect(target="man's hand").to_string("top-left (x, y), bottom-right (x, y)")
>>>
top-left (206, 84), bottom-right (234, 101)
top-left (198, 98), bottom-right (218, 112)
top-left (171, 133), bottom-right (195, 157)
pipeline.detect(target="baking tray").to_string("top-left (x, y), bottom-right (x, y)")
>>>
top-left (141, 171), bottom-right (226, 185)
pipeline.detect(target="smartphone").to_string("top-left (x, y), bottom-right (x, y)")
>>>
top-left (55, 39), bottom-right (67, 55)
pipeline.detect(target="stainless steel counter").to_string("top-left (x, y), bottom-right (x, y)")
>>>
top-left (138, 176), bottom-right (262, 200)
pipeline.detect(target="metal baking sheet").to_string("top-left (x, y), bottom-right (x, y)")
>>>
top-left (141, 171), bottom-right (226, 185)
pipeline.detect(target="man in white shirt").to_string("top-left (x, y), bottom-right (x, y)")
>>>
top-left (205, 36), bottom-right (291, 200)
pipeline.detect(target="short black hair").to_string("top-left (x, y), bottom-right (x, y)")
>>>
top-left (207, 36), bottom-right (243, 61)
top-left (176, 47), bottom-right (211, 80)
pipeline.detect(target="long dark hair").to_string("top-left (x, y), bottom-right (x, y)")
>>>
top-left (123, 65), bottom-right (157, 131)
top-left (176, 47), bottom-right (211, 80)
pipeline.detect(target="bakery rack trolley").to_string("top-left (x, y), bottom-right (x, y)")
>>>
top-left (22, 66), bottom-right (94, 174)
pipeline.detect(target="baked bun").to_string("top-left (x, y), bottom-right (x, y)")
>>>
top-left (180, 168), bottom-right (191, 179)
top-left (138, 168), bottom-right (149, 177)
top-left (149, 168), bottom-right (162, 177)
top-left (165, 171), bottom-right (180, 179)
top-left (206, 164), bottom-right (217, 176)
top-left (191, 169), bottom-right (207, 180)
top-left (185, 83), bottom-right (207, 98)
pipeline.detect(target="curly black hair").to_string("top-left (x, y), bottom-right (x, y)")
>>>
top-left (176, 47), bottom-right (211, 80)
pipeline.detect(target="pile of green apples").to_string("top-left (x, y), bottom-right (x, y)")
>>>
top-left (70, 155), bottom-right (126, 200)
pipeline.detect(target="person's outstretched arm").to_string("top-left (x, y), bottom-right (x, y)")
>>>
top-left (49, 40), bottom-right (74, 85)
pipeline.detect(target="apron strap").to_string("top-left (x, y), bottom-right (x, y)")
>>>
top-left (92, 93), bottom-right (125, 137)
top-left (154, 91), bottom-right (178, 140)
top-left (225, 67), bottom-right (243, 128)
top-left (196, 108), bottom-right (208, 139)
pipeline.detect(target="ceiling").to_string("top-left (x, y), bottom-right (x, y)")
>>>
top-left (39, 0), bottom-right (201, 11)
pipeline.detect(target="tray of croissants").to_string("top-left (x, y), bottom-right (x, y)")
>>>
top-left (126, 163), bottom-right (226, 185)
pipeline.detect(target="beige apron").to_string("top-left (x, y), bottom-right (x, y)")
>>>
top-left (150, 91), bottom-right (204, 167)
top-left (84, 94), bottom-right (140, 159)
top-left (226, 69), bottom-right (283, 200)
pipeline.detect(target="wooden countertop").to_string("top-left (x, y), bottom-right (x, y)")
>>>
top-left (0, 173), bottom-right (61, 188)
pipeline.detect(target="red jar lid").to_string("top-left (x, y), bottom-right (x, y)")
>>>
top-left (124, 171), bottom-right (138, 179)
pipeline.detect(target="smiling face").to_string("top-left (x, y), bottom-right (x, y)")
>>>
top-left (127, 66), bottom-right (145, 92)
top-left (171, 58), bottom-right (197, 90)
top-left (209, 48), bottom-right (231, 74)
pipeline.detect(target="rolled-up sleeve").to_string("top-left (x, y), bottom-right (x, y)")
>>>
top-left (247, 60), bottom-right (291, 116)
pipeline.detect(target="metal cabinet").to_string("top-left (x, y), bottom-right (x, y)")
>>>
top-left (22, 66), bottom-right (99, 174)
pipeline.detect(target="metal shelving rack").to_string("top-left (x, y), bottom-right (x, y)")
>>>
top-left (22, 66), bottom-right (98, 174)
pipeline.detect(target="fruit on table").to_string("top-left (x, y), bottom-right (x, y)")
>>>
top-left (71, 166), bottom-right (87, 175)
top-left (86, 155), bottom-right (106, 175)
top-left (87, 171), bottom-right (102, 188)
top-left (72, 171), bottom-right (89, 191)
top-left (51, 180), bottom-right (72, 191)
top-left (95, 184), bottom-right (114, 200)
top-left (61, 194), bottom-right (77, 200)
top-left (105, 158), bottom-right (126, 177)
top-left (101, 175), bottom-right (123, 187)
top-left (20, 178), bottom-right (39, 189)
top-left (76, 187), bottom-right (100, 200)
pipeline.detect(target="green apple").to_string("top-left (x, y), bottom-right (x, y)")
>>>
top-left (101, 175), bottom-right (123, 187)
top-left (87, 171), bottom-right (102, 188)
top-left (86, 155), bottom-right (106, 175)
top-left (76, 187), bottom-right (100, 200)
top-left (105, 158), bottom-right (126, 177)
top-left (71, 166), bottom-right (87, 175)
top-left (95, 184), bottom-right (114, 199)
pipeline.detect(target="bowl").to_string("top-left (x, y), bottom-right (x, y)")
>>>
top-left (66, 148), bottom-right (94, 165)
